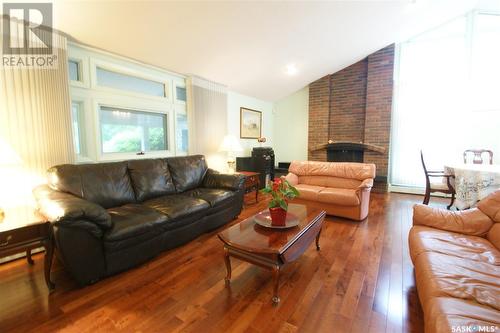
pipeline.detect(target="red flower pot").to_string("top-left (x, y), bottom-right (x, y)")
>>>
top-left (269, 207), bottom-right (287, 226)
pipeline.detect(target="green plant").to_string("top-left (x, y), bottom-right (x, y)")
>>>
top-left (261, 177), bottom-right (300, 210)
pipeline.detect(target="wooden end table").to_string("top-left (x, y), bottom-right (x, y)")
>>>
top-left (0, 206), bottom-right (55, 291)
top-left (218, 204), bottom-right (326, 303)
top-left (237, 171), bottom-right (260, 203)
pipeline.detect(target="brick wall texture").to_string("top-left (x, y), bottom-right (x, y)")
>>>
top-left (307, 44), bottom-right (395, 192)
top-left (307, 75), bottom-right (330, 162)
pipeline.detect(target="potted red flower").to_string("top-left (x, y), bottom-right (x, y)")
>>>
top-left (261, 177), bottom-right (300, 226)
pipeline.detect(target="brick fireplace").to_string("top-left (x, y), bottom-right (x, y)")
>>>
top-left (308, 44), bottom-right (395, 192)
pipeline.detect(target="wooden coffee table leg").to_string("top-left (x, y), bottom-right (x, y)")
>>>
top-left (224, 247), bottom-right (232, 285)
top-left (26, 249), bottom-right (34, 265)
top-left (272, 265), bottom-right (281, 304)
top-left (316, 228), bottom-right (322, 251)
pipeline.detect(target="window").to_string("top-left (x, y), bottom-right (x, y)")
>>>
top-left (68, 60), bottom-right (80, 81)
top-left (68, 44), bottom-right (187, 161)
top-left (96, 67), bottom-right (166, 97)
top-left (176, 112), bottom-right (188, 153)
top-left (99, 106), bottom-right (167, 154)
top-left (391, 12), bottom-right (500, 189)
top-left (176, 86), bottom-right (187, 102)
top-left (471, 14), bottom-right (500, 112)
top-left (71, 101), bottom-right (85, 156)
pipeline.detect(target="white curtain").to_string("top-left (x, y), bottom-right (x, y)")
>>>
top-left (0, 18), bottom-right (74, 208)
top-left (391, 12), bottom-right (500, 189)
top-left (186, 76), bottom-right (228, 171)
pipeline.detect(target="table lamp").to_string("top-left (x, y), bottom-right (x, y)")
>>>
top-left (0, 139), bottom-right (22, 221)
top-left (219, 135), bottom-right (243, 173)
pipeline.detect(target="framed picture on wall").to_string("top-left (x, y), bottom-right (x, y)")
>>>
top-left (240, 107), bottom-right (262, 139)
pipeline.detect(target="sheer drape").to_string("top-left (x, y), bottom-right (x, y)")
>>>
top-left (186, 76), bottom-right (228, 171)
top-left (0, 18), bottom-right (74, 207)
top-left (391, 12), bottom-right (500, 189)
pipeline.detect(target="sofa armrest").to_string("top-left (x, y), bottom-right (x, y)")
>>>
top-left (357, 178), bottom-right (373, 191)
top-left (33, 185), bottom-right (112, 238)
top-left (285, 173), bottom-right (299, 186)
top-left (202, 169), bottom-right (245, 191)
top-left (412, 204), bottom-right (493, 236)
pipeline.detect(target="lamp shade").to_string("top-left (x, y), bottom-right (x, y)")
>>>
top-left (219, 135), bottom-right (243, 153)
top-left (0, 139), bottom-right (22, 166)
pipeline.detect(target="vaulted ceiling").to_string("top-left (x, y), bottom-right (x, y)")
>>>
top-left (53, 0), bottom-right (477, 101)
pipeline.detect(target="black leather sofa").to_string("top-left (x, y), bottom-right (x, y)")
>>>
top-left (33, 155), bottom-right (245, 285)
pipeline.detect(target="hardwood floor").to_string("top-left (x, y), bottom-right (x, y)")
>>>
top-left (0, 192), bottom-right (440, 333)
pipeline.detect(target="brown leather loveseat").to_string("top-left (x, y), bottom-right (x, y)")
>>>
top-left (409, 191), bottom-right (500, 332)
top-left (285, 161), bottom-right (376, 221)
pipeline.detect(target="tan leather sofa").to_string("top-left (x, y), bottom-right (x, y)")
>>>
top-left (409, 191), bottom-right (500, 333)
top-left (285, 161), bottom-right (376, 221)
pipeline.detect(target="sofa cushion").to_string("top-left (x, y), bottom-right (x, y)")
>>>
top-left (105, 204), bottom-right (168, 241)
top-left (414, 252), bottom-right (500, 311)
top-left (409, 226), bottom-right (500, 265)
top-left (143, 194), bottom-right (210, 220)
top-left (103, 204), bottom-right (169, 252)
top-left (128, 159), bottom-right (176, 201)
top-left (167, 155), bottom-right (208, 192)
top-left (183, 188), bottom-right (235, 208)
top-left (298, 176), bottom-right (362, 189)
top-left (289, 161), bottom-right (376, 180)
top-left (423, 297), bottom-right (500, 333)
top-left (295, 184), bottom-right (325, 201)
top-left (317, 188), bottom-right (360, 206)
top-left (47, 162), bottom-right (136, 209)
top-left (413, 205), bottom-right (493, 236)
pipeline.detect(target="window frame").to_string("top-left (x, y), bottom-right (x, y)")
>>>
top-left (93, 97), bottom-right (174, 161)
top-left (68, 42), bottom-right (185, 163)
top-left (92, 95), bottom-right (175, 161)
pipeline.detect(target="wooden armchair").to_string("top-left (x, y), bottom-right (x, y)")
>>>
top-left (420, 151), bottom-right (455, 210)
top-left (463, 149), bottom-right (493, 165)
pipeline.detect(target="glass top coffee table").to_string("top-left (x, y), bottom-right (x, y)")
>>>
top-left (218, 204), bottom-right (326, 303)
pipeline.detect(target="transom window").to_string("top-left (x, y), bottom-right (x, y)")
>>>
top-left (96, 67), bottom-right (166, 97)
top-left (68, 60), bottom-right (81, 82)
top-left (176, 86), bottom-right (187, 102)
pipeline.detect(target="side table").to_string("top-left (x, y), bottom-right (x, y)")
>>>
top-left (237, 171), bottom-right (260, 203)
top-left (0, 206), bottom-right (55, 291)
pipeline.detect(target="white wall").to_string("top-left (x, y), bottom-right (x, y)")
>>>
top-left (273, 87), bottom-right (309, 163)
top-left (227, 91), bottom-right (274, 157)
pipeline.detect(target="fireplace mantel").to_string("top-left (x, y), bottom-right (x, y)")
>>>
top-left (310, 141), bottom-right (386, 154)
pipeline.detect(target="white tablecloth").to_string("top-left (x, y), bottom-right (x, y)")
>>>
top-left (444, 164), bottom-right (500, 209)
